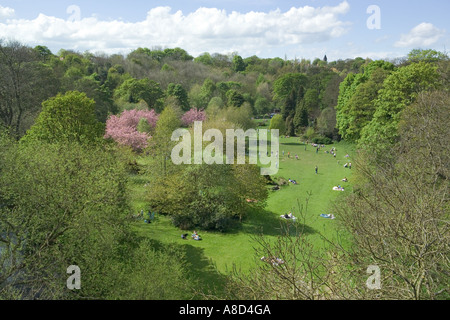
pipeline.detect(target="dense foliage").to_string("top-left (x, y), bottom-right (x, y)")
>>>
top-left (0, 39), bottom-right (448, 300)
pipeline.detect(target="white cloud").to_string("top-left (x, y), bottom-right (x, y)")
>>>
top-left (0, 5), bottom-right (15, 19)
top-left (395, 23), bottom-right (445, 48)
top-left (0, 2), bottom-right (351, 57)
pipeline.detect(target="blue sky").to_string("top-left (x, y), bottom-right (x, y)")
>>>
top-left (0, 0), bottom-right (448, 60)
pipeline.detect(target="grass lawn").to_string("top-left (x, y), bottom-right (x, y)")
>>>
top-left (128, 131), bottom-right (356, 292)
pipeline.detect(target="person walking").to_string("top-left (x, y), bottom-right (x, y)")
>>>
top-left (315, 166), bottom-right (318, 174)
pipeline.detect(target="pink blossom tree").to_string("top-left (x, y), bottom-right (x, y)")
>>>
top-left (181, 108), bottom-right (206, 126)
top-left (105, 109), bottom-right (159, 151)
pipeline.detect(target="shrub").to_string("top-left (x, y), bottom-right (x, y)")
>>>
top-left (312, 136), bottom-right (333, 145)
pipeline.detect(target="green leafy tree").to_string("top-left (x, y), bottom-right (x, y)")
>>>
top-left (317, 107), bottom-right (337, 139)
top-left (22, 91), bottom-right (104, 144)
top-left (335, 60), bottom-right (395, 141)
top-left (269, 114), bottom-right (286, 134)
top-left (232, 55), bottom-right (247, 73)
top-left (407, 49), bottom-right (449, 63)
top-left (167, 83), bottom-right (190, 111)
top-left (150, 105), bottom-right (182, 176)
top-left (302, 88), bottom-right (320, 115)
top-left (254, 97), bottom-right (271, 116)
top-left (114, 78), bottom-right (165, 112)
top-left (0, 41), bottom-right (59, 138)
top-left (147, 162), bottom-right (267, 231)
top-left (359, 62), bottom-right (442, 153)
top-left (273, 73), bottom-right (307, 120)
top-left (226, 90), bottom-right (245, 108)
top-left (294, 103), bottom-right (309, 130)
top-left (0, 139), bottom-right (129, 299)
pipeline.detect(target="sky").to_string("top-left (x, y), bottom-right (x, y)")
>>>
top-left (0, 0), bottom-right (449, 61)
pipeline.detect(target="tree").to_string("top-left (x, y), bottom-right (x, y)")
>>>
top-left (105, 109), bottom-right (159, 151)
top-left (232, 55), bottom-right (246, 73)
top-left (254, 97), bottom-right (271, 116)
top-left (336, 91), bottom-right (450, 300)
top-left (285, 116), bottom-right (295, 136)
top-left (317, 107), bottom-right (337, 139)
top-left (219, 105), bottom-right (254, 131)
top-left (407, 49), bottom-right (449, 63)
top-left (273, 73), bottom-right (307, 120)
top-left (69, 75), bottom-right (117, 123)
top-left (0, 40), bottom-right (59, 138)
top-left (359, 62), bottom-right (442, 154)
top-left (137, 117), bottom-right (153, 134)
top-left (149, 105), bottom-right (182, 175)
top-left (167, 83), bottom-right (190, 111)
top-left (269, 114), bottom-right (286, 134)
top-left (147, 162), bottom-right (267, 231)
top-left (273, 73), bottom-right (307, 103)
top-left (335, 60), bottom-right (395, 142)
top-left (0, 136), bottom-right (195, 300)
top-left (0, 139), bottom-right (130, 299)
top-left (34, 45), bottom-right (53, 61)
top-left (181, 108), bottom-right (207, 127)
top-left (22, 91), bottom-right (104, 145)
top-left (114, 78), bottom-right (165, 112)
top-left (293, 104), bottom-right (309, 130)
top-left (226, 90), bottom-right (245, 108)
top-left (342, 68), bottom-right (392, 141)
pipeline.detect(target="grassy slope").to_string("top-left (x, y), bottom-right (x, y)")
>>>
top-left (128, 133), bottom-right (356, 290)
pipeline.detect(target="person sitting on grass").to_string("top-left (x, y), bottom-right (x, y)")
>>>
top-left (342, 177), bottom-right (348, 182)
top-left (193, 234), bottom-right (202, 241)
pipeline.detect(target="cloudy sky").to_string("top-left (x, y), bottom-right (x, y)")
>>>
top-left (0, 0), bottom-right (448, 60)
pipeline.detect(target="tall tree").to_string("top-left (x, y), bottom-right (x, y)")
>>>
top-left (167, 83), bottom-right (190, 111)
top-left (150, 105), bottom-right (183, 176)
top-left (273, 73), bottom-right (307, 120)
top-left (232, 55), bottom-right (247, 73)
top-left (0, 41), bottom-right (58, 138)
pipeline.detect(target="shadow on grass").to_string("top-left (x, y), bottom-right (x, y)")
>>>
top-left (238, 208), bottom-right (317, 237)
top-left (133, 236), bottom-right (229, 299)
top-left (183, 244), bottom-right (229, 299)
top-left (281, 142), bottom-right (304, 146)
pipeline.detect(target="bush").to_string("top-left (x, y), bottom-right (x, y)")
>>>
top-left (312, 136), bottom-right (333, 145)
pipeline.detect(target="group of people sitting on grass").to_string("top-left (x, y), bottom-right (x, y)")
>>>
top-left (344, 162), bottom-right (352, 169)
top-left (288, 178), bottom-right (298, 185)
top-left (333, 185), bottom-right (345, 191)
top-left (181, 231), bottom-right (202, 241)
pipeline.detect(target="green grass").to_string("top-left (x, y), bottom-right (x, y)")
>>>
top-left (127, 134), bottom-right (356, 291)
